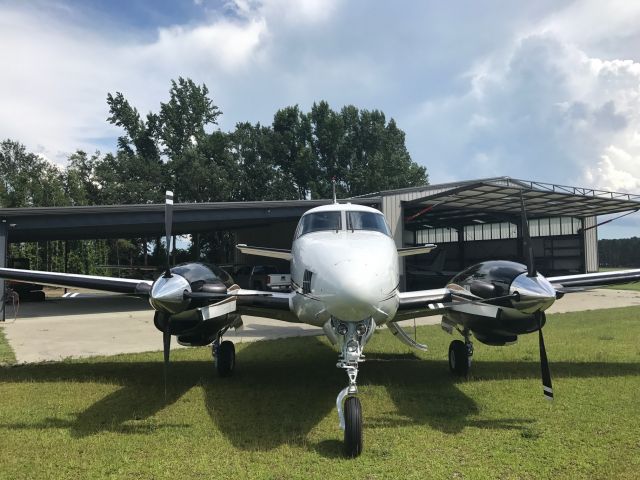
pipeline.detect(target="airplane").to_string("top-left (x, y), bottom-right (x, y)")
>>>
top-left (1, 189), bottom-right (640, 458)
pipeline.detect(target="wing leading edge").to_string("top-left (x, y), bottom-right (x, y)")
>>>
top-left (548, 268), bottom-right (640, 291)
top-left (0, 267), bottom-right (152, 295)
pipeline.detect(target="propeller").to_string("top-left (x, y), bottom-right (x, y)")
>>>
top-left (162, 314), bottom-right (171, 400)
top-left (519, 190), bottom-right (553, 401)
top-left (164, 190), bottom-right (174, 278)
top-left (537, 312), bottom-right (553, 401)
top-left (162, 190), bottom-right (174, 398)
top-left (519, 191), bottom-right (536, 277)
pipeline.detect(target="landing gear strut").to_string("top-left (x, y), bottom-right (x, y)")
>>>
top-left (448, 329), bottom-right (473, 377)
top-left (334, 318), bottom-right (374, 457)
top-left (212, 328), bottom-right (235, 377)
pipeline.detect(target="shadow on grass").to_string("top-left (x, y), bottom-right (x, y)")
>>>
top-left (0, 335), bottom-right (638, 452)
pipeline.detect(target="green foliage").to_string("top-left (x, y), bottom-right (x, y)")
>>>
top-left (599, 237), bottom-right (640, 267)
top-left (1, 77), bottom-right (428, 270)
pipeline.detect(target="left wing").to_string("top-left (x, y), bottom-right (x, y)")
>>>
top-left (0, 267), bottom-right (152, 294)
top-left (548, 268), bottom-right (640, 291)
top-left (394, 286), bottom-right (505, 322)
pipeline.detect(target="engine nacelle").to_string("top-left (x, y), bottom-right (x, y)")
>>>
top-left (472, 331), bottom-right (518, 346)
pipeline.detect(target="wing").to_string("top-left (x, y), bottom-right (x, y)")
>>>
top-left (0, 267), bottom-right (152, 295)
top-left (394, 286), bottom-right (504, 322)
top-left (236, 244), bottom-right (292, 260)
top-left (188, 288), bottom-right (299, 323)
top-left (547, 268), bottom-right (640, 292)
top-left (235, 290), bottom-right (298, 323)
top-left (397, 244), bottom-right (437, 257)
top-left (394, 288), bottom-right (452, 321)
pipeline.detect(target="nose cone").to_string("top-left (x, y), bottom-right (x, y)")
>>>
top-left (311, 236), bottom-right (398, 322)
top-left (149, 274), bottom-right (191, 314)
top-left (326, 265), bottom-right (383, 320)
top-left (510, 273), bottom-right (557, 313)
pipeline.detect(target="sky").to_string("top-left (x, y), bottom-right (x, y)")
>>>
top-left (1, 0), bottom-right (640, 238)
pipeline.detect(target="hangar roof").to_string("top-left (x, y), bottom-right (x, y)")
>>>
top-left (0, 198), bottom-right (381, 242)
top-left (402, 177), bottom-right (640, 229)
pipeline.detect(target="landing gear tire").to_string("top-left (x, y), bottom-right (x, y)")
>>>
top-left (344, 396), bottom-right (363, 458)
top-left (448, 339), bottom-right (470, 376)
top-left (216, 340), bottom-right (235, 377)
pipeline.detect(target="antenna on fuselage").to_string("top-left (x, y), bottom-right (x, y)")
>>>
top-left (332, 177), bottom-right (337, 204)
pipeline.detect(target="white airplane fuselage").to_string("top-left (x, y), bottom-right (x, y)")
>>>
top-left (289, 204), bottom-right (400, 327)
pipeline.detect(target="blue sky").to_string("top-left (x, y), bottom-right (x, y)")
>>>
top-left (1, 0), bottom-right (640, 237)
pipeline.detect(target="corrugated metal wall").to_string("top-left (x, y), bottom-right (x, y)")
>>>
top-left (381, 186), bottom-right (456, 288)
top-left (583, 216), bottom-right (598, 272)
top-left (381, 185), bottom-right (601, 285)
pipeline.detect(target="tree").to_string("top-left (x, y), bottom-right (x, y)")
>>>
top-left (0, 139), bottom-right (67, 207)
top-left (159, 77), bottom-right (221, 159)
top-left (271, 106), bottom-right (314, 199)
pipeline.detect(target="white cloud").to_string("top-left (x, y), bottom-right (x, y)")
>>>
top-left (0, 0), bottom-right (341, 164)
top-left (2, 0), bottom-right (640, 243)
top-left (405, 33), bottom-right (640, 194)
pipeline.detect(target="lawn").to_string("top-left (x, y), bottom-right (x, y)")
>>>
top-left (0, 326), bottom-right (16, 365)
top-left (1, 307), bottom-right (640, 479)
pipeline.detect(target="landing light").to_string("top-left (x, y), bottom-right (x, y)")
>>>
top-left (347, 341), bottom-right (359, 353)
top-left (337, 323), bottom-right (348, 335)
top-left (356, 324), bottom-right (368, 336)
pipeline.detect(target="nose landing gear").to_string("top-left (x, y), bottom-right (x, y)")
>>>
top-left (333, 318), bottom-right (374, 457)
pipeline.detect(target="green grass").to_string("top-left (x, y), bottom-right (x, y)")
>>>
top-left (1, 307), bottom-right (640, 479)
top-left (0, 326), bottom-right (16, 365)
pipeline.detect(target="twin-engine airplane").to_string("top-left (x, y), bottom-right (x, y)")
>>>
top-left (1, 190), bottom-right (640, 457)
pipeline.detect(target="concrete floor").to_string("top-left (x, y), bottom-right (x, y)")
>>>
top-left (2, 288), bottom-right (640, 363)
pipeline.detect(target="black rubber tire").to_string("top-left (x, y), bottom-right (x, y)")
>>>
top-left (448, 340), bottom-right (470, 376)
top-left (216, 341), bottom-right (235, 377)
top-left (344, 396), bottom-right (363, 458)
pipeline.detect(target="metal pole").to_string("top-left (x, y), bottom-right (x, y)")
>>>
top-left (0, 221), bottom-right (7, 322)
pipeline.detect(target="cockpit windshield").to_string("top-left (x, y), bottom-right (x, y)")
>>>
top-left (346, 211), bottom-right (391, 236)
top-left (297, 211), bottom-right (342, 237)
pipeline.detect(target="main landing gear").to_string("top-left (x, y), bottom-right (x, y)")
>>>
top-left (212, 328), bottom-right (235, 377)
top-left (448, 328), bottom-right (473, 377)
top-left (333, 318), bottom-right (375, 458)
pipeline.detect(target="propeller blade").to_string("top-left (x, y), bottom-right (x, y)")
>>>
top-left (537, 312), bottom-right (553, 401)
top-left (162, 315), bottom-right (171, 401)
top-left (164, 190), bottom-right (174, 278)
top-left (519, 191), bottom-right (536, 277)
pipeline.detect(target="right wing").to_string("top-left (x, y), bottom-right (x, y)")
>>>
top-left (0, 267), bottom-right (152, 295)
top-left (236, 244), bottom-right (292, 261)
top-left (397, 244), bottom-right (437, 257)
top-left (235, 291), bottom-right (298, 323)
top-left (548, 269), bottom-right (640, 292)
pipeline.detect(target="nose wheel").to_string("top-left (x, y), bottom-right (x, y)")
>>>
top-left (333, 318), bottom-right (374, 457)
top-left (343, 396), bottom-right (363, 457)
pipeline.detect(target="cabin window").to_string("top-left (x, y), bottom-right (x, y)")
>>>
top-left (346, 211), bottom-right (391, 236)
top-left (296, 211), bottom-right (342, 237)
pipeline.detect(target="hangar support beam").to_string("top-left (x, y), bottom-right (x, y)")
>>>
top-left (0, 221), bottom-right (6, 321)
